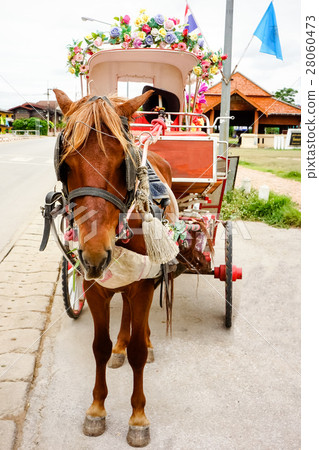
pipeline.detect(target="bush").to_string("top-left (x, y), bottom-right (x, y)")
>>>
top-left (221, 188), bottom-right (301, 228)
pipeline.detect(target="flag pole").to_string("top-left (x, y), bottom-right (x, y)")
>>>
top-left (219, 0), bottom-right (234, 156)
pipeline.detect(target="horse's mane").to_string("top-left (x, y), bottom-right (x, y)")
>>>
top-left (62, 95), bottom-right (129, 161)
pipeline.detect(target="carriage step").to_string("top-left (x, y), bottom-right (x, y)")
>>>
top-left (213, 265), bottom-right (242, 281)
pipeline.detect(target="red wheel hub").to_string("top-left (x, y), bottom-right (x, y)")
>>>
top-left (214, 265), bottom-right (242, 281)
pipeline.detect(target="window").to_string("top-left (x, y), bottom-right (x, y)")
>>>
top-left (117, 79), bottom-right (153, 99)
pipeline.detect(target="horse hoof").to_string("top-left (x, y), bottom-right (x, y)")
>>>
top-left (83, 415), bottom-right (106, 437)
top-left (126, 425), bottom-right (150, 447)
top-left (146, 348), bottom-right (154, 364)
top-left (108, 352), bottom-right (126, 368)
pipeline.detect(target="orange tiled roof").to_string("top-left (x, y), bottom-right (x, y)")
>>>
top-left (204, 72), bottom-right (301, 116)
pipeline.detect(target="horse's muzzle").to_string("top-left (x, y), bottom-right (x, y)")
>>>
top-left (78, 249), bottom-right (112, 280)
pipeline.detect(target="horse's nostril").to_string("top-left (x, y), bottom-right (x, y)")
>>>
top-left (100, 250), bottom-right (112, 271)
top-left (78, 249), bottom-right (111, 274)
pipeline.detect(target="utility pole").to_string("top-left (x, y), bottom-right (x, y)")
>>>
top-left (219, 0), bottom-right (234, 155)
top-left (46, 88), bottom-right (50, 136)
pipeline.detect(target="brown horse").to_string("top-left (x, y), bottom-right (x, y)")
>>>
top-left (54, 88), bottom-right (176, 447)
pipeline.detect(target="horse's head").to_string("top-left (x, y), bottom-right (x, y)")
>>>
top-left (54, 89), bottom-right (153, 280)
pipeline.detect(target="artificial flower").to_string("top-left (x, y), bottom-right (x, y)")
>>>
top-left (140, 14), bottom-right (149, 23)
top-left (122, 15), bottom-right (130, 24)
top-left (133, 38), bottom-right (143, 48)
top-left (193, 66), bottom-right (202, 76)
top-left (211, 54), bottom-right (218, 63)
top-left (94, 37), bottom-right (103, 47)
top-left (221, 54), bottom-right (228, 60)
top-left (142, 24), bottom-right (151, 33)
top-left (140, 9), bottom-right (146, 14)
top-left (135, 17), bottom-right (142, 26)
top-left (110, 27), bottom-right (121, 38)
top-left (159, 28), bottom-right (167, 37)
top-left (189, 32), bottom-right (198, 42)
top-left (155, 14), bottom-right (165, 26)
top-left (198, 38), bottom-right (205, 48)
top-left (218, 61), bottom-right (223, 69)
top-left (165, 32), bottom-right (177, 45)
top-left (138, 31), bottom-right (146, 40)
top-left (80, 64), bottom-right (89, 73)
top-left (182, 28), bottom-right (188, 36)
top-left (74, 53), bottom-right (84, 62)
top-left (209, 66), bottom-right (219, 75)
top-left (68, 67), bottom-right (75, 74)
top-left (145, 34), bottom-right (154, 46)
top-left (124, 34), bottom-right (131, 42)
top-left (164, 19), bottom-right (175, 30)
top-left (85, 34), bottom-right (93, 40)
top-left (151, 28), bottom-right (159, 37)
top-left (73, 46), bottom-right (82, 54)
top-left (201, 60), bottom-right (211, 69)
top-left (178, 42), bottom-right (187, 51)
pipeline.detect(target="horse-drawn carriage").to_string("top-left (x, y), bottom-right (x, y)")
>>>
top-left (40, 40), bottom-right (242, 447)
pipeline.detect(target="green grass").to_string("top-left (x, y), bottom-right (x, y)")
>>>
top-left (229, 147), bottom-right (301, 182)
top-left (221, 188), bottom-right (301, 228)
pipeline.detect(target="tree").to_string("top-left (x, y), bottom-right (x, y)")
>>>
top-left (274, 88), bottom-right (298, 105)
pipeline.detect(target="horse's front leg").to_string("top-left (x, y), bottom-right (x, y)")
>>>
top-left (83, 281), bottom-right (114, 437)
top-left (109, 293), bottom-right (155, 369)
top-left (126, 279), bottom-right (154, 447)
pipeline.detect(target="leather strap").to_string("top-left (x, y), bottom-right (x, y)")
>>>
top-left (68, 187), bottom-right (128, 213)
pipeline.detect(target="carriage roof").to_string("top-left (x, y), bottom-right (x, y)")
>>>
top-left (88, 48), bottom-right (198, 109)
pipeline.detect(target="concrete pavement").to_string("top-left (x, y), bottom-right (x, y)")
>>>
top-left (0, 214), bottom-right (61, 449)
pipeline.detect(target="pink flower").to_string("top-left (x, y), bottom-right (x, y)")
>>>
top-left (74, 53), bottom-right (84, 62)
top-left (124, 34), bottom-right (131, 42)
top-left (178, 42), bottom-right (187, 51)
top-left (122, 15), bottom-right (130, 24)
top-left (142, 24), bottom-right (151, 33)
top-left (133, 38), bottom-right (143, 48)
top-left (196, 50), bottom-right (204, 60)
top-left (80, 65), bottom-right (89, 73)
top-left (201, 60), bottom-right (211, 69)
top-left (71, 59), bottom-right (76, 66)
top-left (73, 46), bottom-right (82, 54)
top-left (169, 17), bottom-right (180, 25)
top-left (121, 42), bottom-right (129, 50)
top-left (159, 41), bottom-right (167, 49)
top-left (218, 61), bottom-right (223, 69)
top-left (94, 37), bottom-right (102, 47)
top-left (164, 19), bottom-right (175, 30)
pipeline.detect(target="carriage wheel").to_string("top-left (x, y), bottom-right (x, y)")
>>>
top-left (61, 258), bottom-right (85, 319)
top-left (224, 221), bottom-right (233, 328)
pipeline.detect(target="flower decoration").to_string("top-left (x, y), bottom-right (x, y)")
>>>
top-left (66, 10), bottom-right (227, 82)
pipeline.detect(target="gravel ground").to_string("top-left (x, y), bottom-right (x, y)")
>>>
top-left (235, 166), bottom-right (301, 206)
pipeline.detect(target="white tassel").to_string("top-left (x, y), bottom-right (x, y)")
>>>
top-left (142, 213), bottom-right (179, 264)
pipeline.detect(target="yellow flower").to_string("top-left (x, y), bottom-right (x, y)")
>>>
top-left (212, 54), bottom-right (218, 63)
top-left (135, 17), bottom-right (142, 26)
top-left (159, 28), bottom-right (167, 37)
top-left (141, 14), bottom-right (149, 23)
top-left (193, 66), bottom-right (202, 76)
top-left (138, 31), bottom-right (146, 40)
top-left (209, 66), bottom-right (219, 75)
top-left (140, 9), bottom-right (146, 14)
top-left (67, 53), bottom-right (72, 60)
top-left (85, 34), bottom-right (93, 40)
top-left (189, 32), bottom-right (198, 42)
top-left (68, 67), bottom-right (75, 74)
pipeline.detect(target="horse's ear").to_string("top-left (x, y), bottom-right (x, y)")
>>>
top-left (53, 89), bottom-right (74, 116)
top-left (116, 90), bottom-right (154, 119)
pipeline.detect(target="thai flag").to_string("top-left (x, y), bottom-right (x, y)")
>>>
top-left (184, 1), bottom-right (201, 35)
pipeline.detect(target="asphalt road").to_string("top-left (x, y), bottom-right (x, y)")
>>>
top-left (21, 221), bottom-right (300, 450)
top-left (0, 138), bottom-right (56, 256)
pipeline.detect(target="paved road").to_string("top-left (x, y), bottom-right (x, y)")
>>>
top-left (0, 138), bottom-right (56, 255)
top-left (20, 221), bottom-right (300, 450)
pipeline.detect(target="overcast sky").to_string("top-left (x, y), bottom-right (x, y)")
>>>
top-left (0, 0), bottom-right (301, 111)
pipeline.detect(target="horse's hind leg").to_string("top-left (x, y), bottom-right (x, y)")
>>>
top-left (108, 293), bottom-right (131, 368)
top-left (109, 293), bottom-right (155, 369)
top-left (126, 279), bottom-right (154, 447)
top-left (83, 282), bottom-right (113, 437)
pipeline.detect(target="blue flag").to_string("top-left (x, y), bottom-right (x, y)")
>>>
top-left (254, 2), bottom-right (283, 60)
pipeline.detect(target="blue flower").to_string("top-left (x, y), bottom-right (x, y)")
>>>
top-left (145, 34), bottom-right (154, 46)
top-left (164, 32), bottom-right (177, 44)
top-left (198, 38), bottom-right (205, 48)
top-left (110, 27), bottom-right (121, 38)
top-left (154, 14), bottom-right (165, 26)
